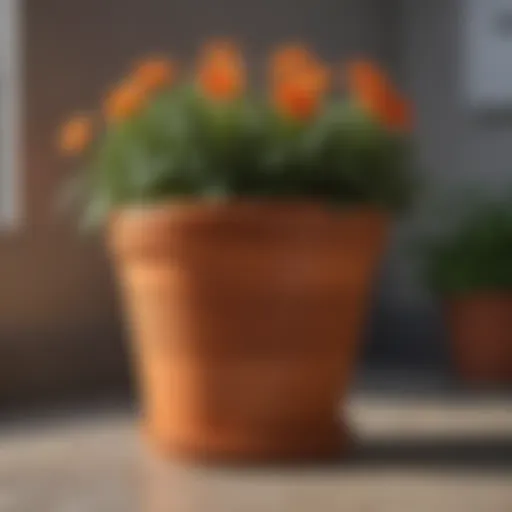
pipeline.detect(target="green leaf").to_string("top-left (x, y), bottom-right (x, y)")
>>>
top-left (63, 85), bottom-right (414, 225)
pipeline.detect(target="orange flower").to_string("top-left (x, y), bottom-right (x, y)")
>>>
top-left (132, 56), bottom-right (176, 93)
top-left (197, 41), bottom-right (245, 100)
top-left (58, 115), bottom-right (93, 155)
top-left (269, 44), bottom-right (316, 83)
top-left (104, 80), bottom-right (147, 122)
top-left (346, 60), bottom-right (412, 132)
top-left (274, 64), bottom-right (329, 121)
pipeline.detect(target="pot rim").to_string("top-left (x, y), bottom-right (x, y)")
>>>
top-left (107, 199), bottom-right (391, 258)
top-left (109, 198), bottom-right (390, 222)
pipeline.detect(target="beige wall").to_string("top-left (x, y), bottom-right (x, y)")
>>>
top-left (0, 0), bottom-right (392, 405)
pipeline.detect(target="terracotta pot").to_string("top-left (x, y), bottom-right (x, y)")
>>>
top-left (109, 201), bottom-right (389, 462)
top-left (445, 294), bottom-right (512, 385)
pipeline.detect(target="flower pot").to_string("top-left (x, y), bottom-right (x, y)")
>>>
top-left (109, 201), bottom-right (389, 462)
top-left (445, 294), bottom-right (512, 385)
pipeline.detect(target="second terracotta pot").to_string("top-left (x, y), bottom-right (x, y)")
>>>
top-left (109, 201), bottom-right (389, 462)
top-left (445, 293), bottom-right (512, 385)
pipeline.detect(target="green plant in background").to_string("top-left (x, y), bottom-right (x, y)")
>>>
top-left (423, 200), bottom-right (512, 295)
top-left (58, 42), bottom-right (415, 226)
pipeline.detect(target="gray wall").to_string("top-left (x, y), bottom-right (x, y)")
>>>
top-left (369, 0), bottom-right (512, 367)
top-left (405, 0), bottom-right (512, 195)
top-left (368, 0), bottom-right (465, 367)
top-left (0, 0), bottom-right (396, 405)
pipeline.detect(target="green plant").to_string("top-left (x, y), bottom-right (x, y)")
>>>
top-left (58, 43), bottom-right (415, 226)
top-left (423, 201), bottom-right (512, 294)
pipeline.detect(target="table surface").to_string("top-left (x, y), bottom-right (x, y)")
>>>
top-left (1, 390), bottom-right (512, 512)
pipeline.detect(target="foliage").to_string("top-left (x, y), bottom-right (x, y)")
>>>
top-left (58, 44), bottom-right (415, 226)
top-left (423, 201), bottom-right (512, 294)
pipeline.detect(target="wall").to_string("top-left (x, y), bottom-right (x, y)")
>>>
top-left (365, 0), bottom-right (462, 368)
top-left (405, 0), bottom-right (512, 194)
top-left (0, 0), bottom-right (394, 405)
top-left (369, 0), bottom-right (512, 368)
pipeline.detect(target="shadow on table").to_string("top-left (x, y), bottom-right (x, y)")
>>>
top-left (205, 435), bottom-right (512, 474)
top-left (346, 435), bottom-right (512, 472)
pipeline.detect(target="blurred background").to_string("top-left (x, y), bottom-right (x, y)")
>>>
top-left (1, 1), bottom-right (512, 510)
top-left (0, 0), bottom-right (466, 408)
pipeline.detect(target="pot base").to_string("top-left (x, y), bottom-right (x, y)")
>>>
top-left (143, 419), bottom-right (353, 465)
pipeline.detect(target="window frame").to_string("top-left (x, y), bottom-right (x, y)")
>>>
top-left (0, 0), bottom-right (21, 229)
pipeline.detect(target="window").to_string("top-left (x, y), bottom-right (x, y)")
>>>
top-left (464, 0), bottom-right (512, 109)
top-left (0, 0), bottom-right (21, 228)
